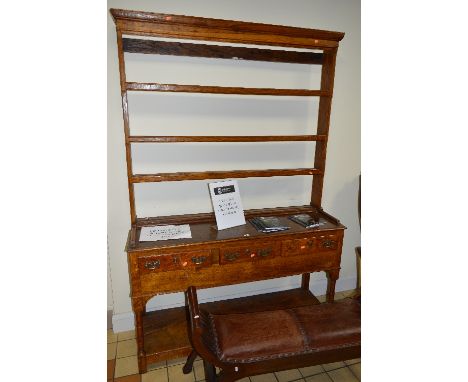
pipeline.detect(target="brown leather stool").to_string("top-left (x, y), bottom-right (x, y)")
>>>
top-left (184, 286), bottom-right (360, 382)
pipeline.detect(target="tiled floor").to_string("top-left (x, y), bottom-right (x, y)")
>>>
top-left (107, 291), bottom-right (360, 382)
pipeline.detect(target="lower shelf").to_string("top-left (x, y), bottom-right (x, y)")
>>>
top-left (142, 287), bottom-right (320, 365)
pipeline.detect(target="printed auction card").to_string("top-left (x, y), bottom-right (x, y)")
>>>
top-left (208, 180), bottom-right (246, 230)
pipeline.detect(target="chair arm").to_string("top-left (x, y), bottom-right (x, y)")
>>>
top-left (185, 286), bottom-right (224, 368)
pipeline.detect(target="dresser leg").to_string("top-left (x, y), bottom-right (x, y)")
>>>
top-left (301, 273), bottom-right (310, 290)
top-left (325, 269), bottom-right (340, 303)
top-left (133, 301), bottom-right (147, 373)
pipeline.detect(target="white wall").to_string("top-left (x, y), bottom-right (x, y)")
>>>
top-left (108, 0), bottom-right (360, 331)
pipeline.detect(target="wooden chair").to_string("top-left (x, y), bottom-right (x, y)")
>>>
top-left (184, 286), bottom-right (360, 382)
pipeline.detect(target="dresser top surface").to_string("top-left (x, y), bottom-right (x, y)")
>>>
top-left (127, 205), bottom-right (345, 252)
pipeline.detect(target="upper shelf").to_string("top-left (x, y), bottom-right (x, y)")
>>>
top-left (110, 8), bottom-right (345, 50)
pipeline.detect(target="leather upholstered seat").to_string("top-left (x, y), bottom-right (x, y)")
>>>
top-left (207, 298), bottom-right (361, 363)
top-left (185, 286), bottom-right (361, 382)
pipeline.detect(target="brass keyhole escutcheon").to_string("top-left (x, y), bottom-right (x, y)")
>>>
top-left (191, 256), bottom-right (207, 265)
top-left (259, 248), bottom-right (272, 257)
top-left (144, 260), bottom-right (160, 270)
top-left (224, 252), bottom-right (240, 262)
top-left (322, 239), bottom-right (336, 249)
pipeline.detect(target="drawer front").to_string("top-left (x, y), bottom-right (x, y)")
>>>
top-left (220, 243), bottom-right (279, 265)
top-left (138, 250), bottom-right (212, 274)
top-left (282, 237), bottom-right (316, 257)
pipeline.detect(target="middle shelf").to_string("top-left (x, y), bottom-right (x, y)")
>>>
top-left (125, 82), bottom-right (327, 96)
top-left (130, 168), bottom-right (323, 183)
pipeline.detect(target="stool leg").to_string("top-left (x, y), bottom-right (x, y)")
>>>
top-left (203, 360), bottom-right (217, 382)
top-left (183, 350), bottom-right (198, 374)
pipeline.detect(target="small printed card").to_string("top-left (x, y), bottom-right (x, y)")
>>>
top-left (209, 180), bottom-right (246, 230)
top-left (139, 224), bottom-right (192, 241)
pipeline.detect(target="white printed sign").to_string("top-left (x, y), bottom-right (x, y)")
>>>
top-left (139, 224), bottom-right (192, 241)
top-left (209, 180), bottom-right (246, 230)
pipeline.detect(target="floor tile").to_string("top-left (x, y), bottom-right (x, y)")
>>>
top-left (108, 359), bottom-right (115, 380)
top-left (117, 339), bottom-right (138, 358)
top-left (168, 364), bottom-right (195, 382)
top-left (344, 359), bottom-right (360, 366)
top-left (167, 356), bottom-right (188, 366)
top-left (299, 365), bottom-right (325, 377)
top-left (305, 373), bottom-right (332, 382)
top-left (348, 364), bottom-right (360, 381)
top-left (147, 360), bottom-right (167, 370)
top-left (108, 329), bottom-right (118, 343)
top-left (317, 291), bottom-right (352, 303)
top-left (316, 294), bottom-right (327, 303)
top-left (340, 290), bottom-right (356, 299)
top-left (114, 356), bottom-right (139, 378)
top-left (251, 373), bottom-right (277, 381)
top-left (276, 368), bottom-right (303, 381)
top-left (108, 341), bottom-right (117, 360)
top-left (142, 367), bottom-right (168, 382)
top-left (334, 292), bottom-right (347, 300)
top-left (327, 367), bottom-right (358, 382)
top-left (193, 359), bottom-right (205, 381)
top-left (114, 374), bottom-right (141, 382)
top-left (118, 329), bottom-right (136, 341)
top-left (322, 361), bottom-right (346, 371)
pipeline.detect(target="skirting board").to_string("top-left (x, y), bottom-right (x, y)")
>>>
top-left (112, 275), bottom-right (357, 333)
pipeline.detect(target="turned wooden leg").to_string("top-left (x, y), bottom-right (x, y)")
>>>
top-left (203, 360), bottom-right (217, 382)
top-left (132, 299), bottom-right (147, 373)
top-left (325, 269), bottom-right (340, 303)
top-left (355, 246), bottom-right (361, 290)
top-left (301, 273), bottom-right (311, 290)
top-left (183, 350), bottom-right (198, 374)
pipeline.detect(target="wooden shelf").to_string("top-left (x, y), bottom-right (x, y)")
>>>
top-left (130, 168), bottom-right (323, 183)
top-left (126, 82), bottom-right (326, 96)
top-left (143, 287), bottom-right (320, 363)
top-left (128, 135), bottom-right (327, 143)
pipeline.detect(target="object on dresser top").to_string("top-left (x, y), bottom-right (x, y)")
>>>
top-left (288, 213), bottom-right (324, 229)
top-left (208, 180), bottom-right (246, 230)
top-left (139, 224), bottom-right (192, 241)
top-left (249, 216), bottom-right (290, 233)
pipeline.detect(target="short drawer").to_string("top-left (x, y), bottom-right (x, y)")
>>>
top-left (282, 237), bottom-right (316, 257)
top-left (220, 243), bottom-right (279, 265)
top-left (138, 250), bottom-right (212, 274)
